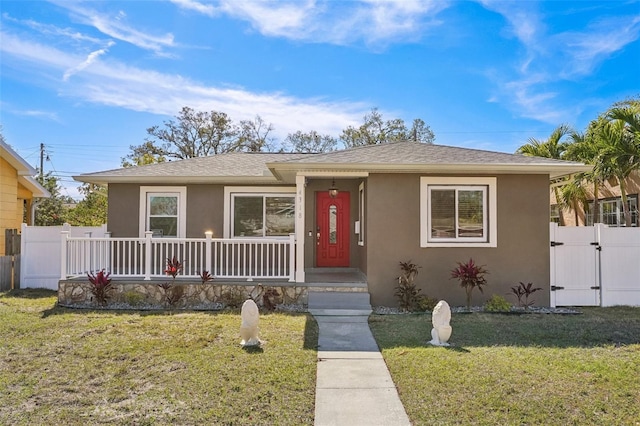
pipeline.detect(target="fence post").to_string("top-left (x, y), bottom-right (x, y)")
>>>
top-left (205, 231), bottom-right (213, 275)
top-left (84, 231), bottom-right (92, 274)
top-left (288, 233), bottom-right (296, 282)
top-left (144, 231), bottom-right (153, 280)
top-left (60, 230), bottom-right (70, 280)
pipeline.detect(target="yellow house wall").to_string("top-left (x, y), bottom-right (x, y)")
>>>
top-left (1, 157), bottom-right (20, 255)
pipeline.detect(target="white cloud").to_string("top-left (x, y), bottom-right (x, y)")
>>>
top-left (172, 0), bottom-right (449, 47)
top-left (51, 1), bottom-right (175, 55)
top-left (63, 41), bottom-right (115, 81)
top-left (0, 31), bottom-right (364, 139)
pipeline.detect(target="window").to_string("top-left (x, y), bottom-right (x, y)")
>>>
top-left (420, 177), bottom-right (497, 247)
top-left (357, 182), bottom-right (365, 246)
top-left (224, 187), bottom-right (296, 238)
top-left (586, 195), bottom-right (638, 227)
top-left (139, 187), bottom-right (187, 238)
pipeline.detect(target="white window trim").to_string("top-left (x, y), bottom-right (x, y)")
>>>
top-left (223, 186), bottom-right (296, 238)
top-left (358, 182), bottom-right (365, 246)
top-left (420, 177), bottom-right (497, 248)
top-left (139, 186), bottom-right (187, 238)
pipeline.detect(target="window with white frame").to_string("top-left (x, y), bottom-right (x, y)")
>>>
top-left (358, 182), bottom-right (365, 245)
top-left (139, 187), bottom-right (187, 238)
top-left (420, 177), bottom-right (497, 247)
top-left (224, 187), bottom-right (296, 238)
top-left (586, 195), bottom-right (638, 227)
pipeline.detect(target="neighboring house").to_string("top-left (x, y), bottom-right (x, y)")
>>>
top-left (551, 170), bottom-right (640, 227)
top-left (0, 140), bottom-right (50, 256)
top-left (74, 142), bottom-right (587, 307)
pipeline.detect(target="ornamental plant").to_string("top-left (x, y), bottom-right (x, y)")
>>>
top-left (450, 258), bottom-right (488, 311)
top-left (394, 260), bottom-right (423, 312)
top-left (158, 257), bottom-right (185, 309)
top-left (509, 282), bottom-right (542, 310)
top-left (199, 270), bottom-right (214, 284)
top-left (87, 269), bottom-right (113, 306)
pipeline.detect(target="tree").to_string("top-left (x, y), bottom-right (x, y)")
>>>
top-left (517, 124), bottom-right (574, 225)
top-left (237, 115), bottom-right (276, 152)
top-left (340, 108), bottom-right (435, 148)
top-left (129, 107), bottom-right (241, 161)
top-left (284, 131), bottom-right (337, 153)
top-left (34, 172), bottom-right (71, 226)
top-left (596, 117), bottom-right (640, 227)
top-left (64, 184), bottom-right (108, 226)
top-left (122, 141), bottom-right (167, 167)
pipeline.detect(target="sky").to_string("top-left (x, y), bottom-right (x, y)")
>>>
top-left (1, 0), bottom-right (639, 200)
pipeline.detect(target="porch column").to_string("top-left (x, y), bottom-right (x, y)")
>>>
top-left (295, 174), bottom-right (306, 283)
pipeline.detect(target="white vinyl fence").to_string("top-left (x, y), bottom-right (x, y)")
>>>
top-left (550, 223), bottom-right (640, 307)
top-left (20, 223), bottom-right (108, 290)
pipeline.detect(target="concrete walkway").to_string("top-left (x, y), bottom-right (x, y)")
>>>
top-left (311, 313), bottom-right (411, 426)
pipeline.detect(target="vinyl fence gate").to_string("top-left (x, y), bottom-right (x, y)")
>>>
top-left (550, 223), bottom-right (640, 307)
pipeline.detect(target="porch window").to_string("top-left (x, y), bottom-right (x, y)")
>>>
top-left (139, 187), bottom-right (187, 238)
top-left (224, 187), bottom-right (296, 238)
top-left (357, 182), bottom-right (365, 246)
top-left (420, 177), bottom-right (497, 247)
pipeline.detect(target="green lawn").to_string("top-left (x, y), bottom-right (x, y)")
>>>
top-left (369, 308), bottom-right (640, 425)
top-left (0, 289), bottom-right (318, 425)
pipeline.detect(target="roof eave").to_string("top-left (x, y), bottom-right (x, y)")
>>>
top-left (18, 176), bottom-right (50, 198)
top-left (73, 175), bottom-right (283, 185)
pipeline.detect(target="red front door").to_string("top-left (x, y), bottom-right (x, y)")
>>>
top-left (316, 191), bottom-right (350, 267)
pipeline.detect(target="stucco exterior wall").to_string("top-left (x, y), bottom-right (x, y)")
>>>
top-left (365, 173), bottom-right (551, 307)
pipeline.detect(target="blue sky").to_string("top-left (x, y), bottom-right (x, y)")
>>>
top-left (1, 0), bottom-right (639, 199)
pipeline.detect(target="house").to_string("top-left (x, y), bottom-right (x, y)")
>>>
top-left (551, 170), bottom-right (640, 227)
top-left (0, 140), bottom-right (49, 256)
top-left (73, 141), bottom-right (588, 307)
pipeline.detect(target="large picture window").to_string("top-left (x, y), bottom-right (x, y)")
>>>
top-left (224, 187), bottom-right (296, 238)
top-left (420, 177), bottom-right (497, 247)
top-left (139, 187), bottom-right (187, 238)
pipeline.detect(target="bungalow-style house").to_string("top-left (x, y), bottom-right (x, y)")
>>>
top-left (551, 170), bottom-right (640, 227)
top-left (0, 140), bottom-right (49, 256)
top-left (73, 142), bottom-right (588, 307)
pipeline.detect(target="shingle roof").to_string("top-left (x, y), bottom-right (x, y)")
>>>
top-left (75, 152), bottom-right (314, 184)
top-left (273, 141), bottom-right (577, 166)
top-left (76, 142), bottom-right (588, 184)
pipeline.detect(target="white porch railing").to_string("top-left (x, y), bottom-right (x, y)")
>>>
top-left (60, 231), bottom-right (296, 282)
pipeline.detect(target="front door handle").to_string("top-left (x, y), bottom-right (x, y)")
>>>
top-left (317, 232), bottom-right (320, 245)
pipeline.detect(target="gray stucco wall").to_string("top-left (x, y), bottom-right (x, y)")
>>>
top-left (365, 173), bottom-right (551, 307)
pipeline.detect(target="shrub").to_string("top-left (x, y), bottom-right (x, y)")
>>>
top-left (395, 261), bottom-right (423, 312)
top-left (262, 287), bottom-right (281, 311)
top-left (509, 282), bottom-right (543, 310)
top-left (221, 287), bottom-right (246, 309)
top-left (484, 295), bottom-right (512, 312)
top-left (450, 258), bottom-right (489, 311)
top-left (87, 270), bottom-right (113, 306)
top-left (417, 295), bottom-right (439, 312)
top-left (123, 290), bottom-right (144, 306)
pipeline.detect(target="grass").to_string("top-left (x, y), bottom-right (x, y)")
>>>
top-left (369, 308), bottom-right (640, 425)
top-left (0, 289), bottom-right (318, 425)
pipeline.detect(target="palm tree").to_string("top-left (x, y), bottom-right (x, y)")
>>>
top-left (517, 124), bottom-right (574, 225)
top-left (596, 116), bottom-right (640, 227)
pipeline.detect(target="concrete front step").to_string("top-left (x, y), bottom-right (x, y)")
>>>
top-left (309, 308), bottom-right (372, 316)
top-left (308, 291), bottom-right (372, 312)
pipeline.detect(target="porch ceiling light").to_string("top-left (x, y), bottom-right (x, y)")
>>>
top-left (328, 179), bottom-right (339, 198)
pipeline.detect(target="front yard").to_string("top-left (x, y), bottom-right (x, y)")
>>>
top-left (0, 289), bottom-right (318, 425)
top-left (370, 308), bottom-right (640, 425)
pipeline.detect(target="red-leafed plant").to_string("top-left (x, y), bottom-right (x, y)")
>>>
top-left (87, 269), bottom-right (113, 306)
top-left (164, 256), bottom-right (183, 279)
top-left (451, 258), bottom-right (489, 311)
top-left (509, 282), bottom-right (542, 310)
top-left (199, 270), bottom-right (214, 284)
top-left (158, 257), bottom-right (185, 309)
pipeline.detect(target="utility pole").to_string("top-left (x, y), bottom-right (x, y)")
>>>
top-left (40, 143), bottom-right (45, 179)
